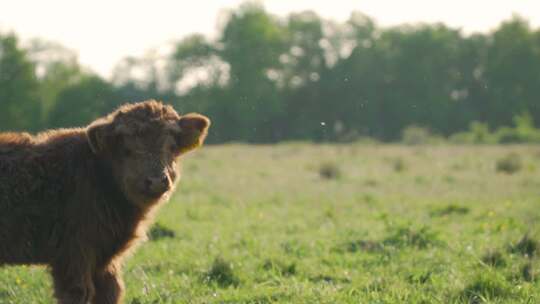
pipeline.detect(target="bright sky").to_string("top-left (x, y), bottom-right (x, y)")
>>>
top-left (1, 0), bottom-right (540, 78)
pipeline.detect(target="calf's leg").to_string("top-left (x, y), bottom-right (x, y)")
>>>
top-left (52, 264), bottom-right (95, 304)
top-left (93, 267), bottom-right (124, 304)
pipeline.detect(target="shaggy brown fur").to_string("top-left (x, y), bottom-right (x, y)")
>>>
top-left (0, 100), bottom-right (210, 304)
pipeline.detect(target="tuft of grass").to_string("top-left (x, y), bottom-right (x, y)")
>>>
top-left (414, 175), bottom-right (427, 185)
top-left (204, 257), bottom-right (239, 287)
top-left (406, 270), bottom-right (432, 285)
top-left (481, 250), bottom-right (507, 268)
top-left (281, 240), bottom-right (308, 257)
top-left (460, 273), bottom-right (515, 304)
top-left (430, 204), bottom-right (470, 217)
top-left (148, 222), bottom-right (176, 241)
top-left (496, 153), bottom-right (522, 174)
top-left (443, 175), bottom-right (456, 184)
top-left (392, 158), bottom-right (407, 172)
top-left (343, 225), bottom-right (442, 254)
top-left (364, 178), bottom-right (379, 187)
top-left (309, 274), bottom-right (351, 284)
top-left (363, 278), bottom-right (388, 293)
top-left (508, 233), bottom-right (538, 257)
top-left (318, 161), bottom-right (341, 180)
top-left (261, 259), bottom-right (297, 277)
top-left (344, 239), bottom-right (385, 254)
top-left (383, 225), bottom-right (442, 249)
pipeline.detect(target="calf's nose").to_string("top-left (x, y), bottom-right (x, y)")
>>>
top-left (145, 174), bottom-right (171, 195)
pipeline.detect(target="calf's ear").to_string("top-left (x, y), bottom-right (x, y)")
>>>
top-left (175, 113), bottom-right (211, 154)
top-left (86, 119), bottom-right (110, 154)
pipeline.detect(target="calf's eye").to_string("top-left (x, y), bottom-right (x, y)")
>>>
top-left (123, 147), bottom-right (133, 157)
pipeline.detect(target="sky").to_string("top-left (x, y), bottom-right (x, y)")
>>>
top-left (1, 0), bottom-right (540, 78)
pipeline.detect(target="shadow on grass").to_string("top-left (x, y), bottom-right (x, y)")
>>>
top-left (148, 222), bottom-right (176, 241)
top-left (481, 250), bottom-right (507, 268)
top-left (430, 204), bottom-right (470, 217)
top-left (508, 233), bottom-right (538, 257)
top-left (339, 224), bottom-right (444, 255)
top-left (203, 257), bottom-right (240, 288)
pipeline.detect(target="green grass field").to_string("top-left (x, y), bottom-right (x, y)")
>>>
top-left (1, 144), bottom-right (540, 303)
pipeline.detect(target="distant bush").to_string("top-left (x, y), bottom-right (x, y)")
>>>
top-left (449, 121), bottom-right (497, 144)
top-left (495, 153), bottom-right (522, 174)
top-left (401, 126), bottom-right (442, 145)
top-left (495, 127), bottom-right (540, 144)
top-left (402, 126), bottom-right (429, 145)
top-left (335, 128), bottom-right (372, 143)
top-left (495, 113), bottom-right (540, 144)
top-left (450, 113), bottom-right (540, 144)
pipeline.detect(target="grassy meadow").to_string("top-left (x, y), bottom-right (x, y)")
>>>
top-left (1, 143), bottom-right (540, 303)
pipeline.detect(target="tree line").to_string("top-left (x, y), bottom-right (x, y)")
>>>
top-left (1, 3), bottom-right (540, 143)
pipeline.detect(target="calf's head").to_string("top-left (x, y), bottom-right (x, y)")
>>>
top-left (86, 100), bottom-right (210, 206)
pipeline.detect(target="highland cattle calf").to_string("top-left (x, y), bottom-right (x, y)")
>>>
top-left (0, 100), bottom-right (210, 304)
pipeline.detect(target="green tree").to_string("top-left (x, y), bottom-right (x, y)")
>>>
top-left (0, 33), bottom-right (41, 131)
top-left (48, 75), bottom-right (120, 128)
top-left (167, 34), bottom-right (218, 90)
top-left (281, 11), bottom-right (338, 141)
top-left (217, 3), bottom-right (288, 142)
top-left (4, 5), bottom-right (540, 143)
top-left (484, 16), bottom-right (540, 128)
top-left (28, 39), bottom-right (84, 124)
